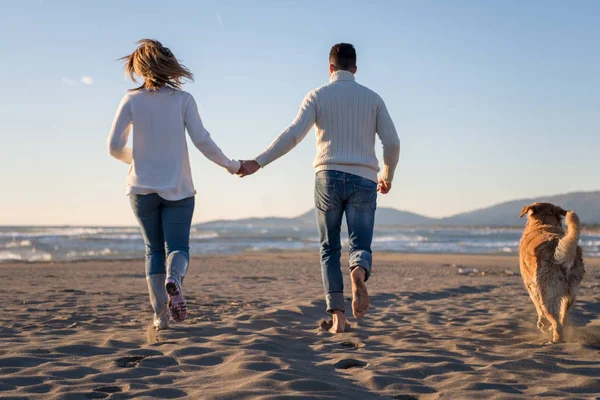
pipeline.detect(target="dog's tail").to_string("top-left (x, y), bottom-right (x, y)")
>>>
top-left (554, 211), bottom-right (581, 268)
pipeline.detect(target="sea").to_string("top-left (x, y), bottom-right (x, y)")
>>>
top-left (1, 225), bottom-right (599, 263)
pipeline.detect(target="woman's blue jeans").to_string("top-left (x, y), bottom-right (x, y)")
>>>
top-left (130, 194), bottom-right (195, 276)
top-left (315, 170), bottom-right (377, 313)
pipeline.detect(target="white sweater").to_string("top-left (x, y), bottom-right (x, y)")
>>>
top-left (255, 70), bottom-right (400, 183)
top-left (107, 87), bottom-right (240, 200)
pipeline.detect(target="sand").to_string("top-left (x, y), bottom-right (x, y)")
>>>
top-left (1, 253), bottom-right (599, 399)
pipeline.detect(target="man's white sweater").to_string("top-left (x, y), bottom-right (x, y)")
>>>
top-left (255, 70), bottom-right (400, 183)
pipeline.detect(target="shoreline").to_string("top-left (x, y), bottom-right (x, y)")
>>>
top-left (0, 251), bottom-right (520, 266)
top-left (2, 250), bottom-right (599, 266)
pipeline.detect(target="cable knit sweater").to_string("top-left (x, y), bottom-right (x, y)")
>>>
top-left (255, 70), bottom-right (400, 183)
top-left (107, 87), bottom-right (240, 200)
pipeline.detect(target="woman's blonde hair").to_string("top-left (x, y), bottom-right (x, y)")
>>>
top-left (120, 39), bottom-right (193, 91)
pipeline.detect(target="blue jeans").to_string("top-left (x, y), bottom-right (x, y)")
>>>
top-left (315, 170), bottom-right (377, 313)
top-left (130, 194), bottom-right (195, 276)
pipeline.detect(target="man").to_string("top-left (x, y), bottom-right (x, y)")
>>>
top-left (238, 43), bottom-right (400, 333)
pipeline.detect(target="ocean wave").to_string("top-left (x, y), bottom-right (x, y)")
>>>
top-left (66, 248), bottom-right (112, 258)
top-left (29, 253), bottom-right (53, 262)
top-left (458, 241), bottom-right (519, 248)
top-left (373, 235), bottom-right (428, 243)
top-left (0, 251), bottom-right (21, 261)
top-left (0, 227), bottom-right (139, 239)
top-left (82, 234), bottom-right (142, 240)
top-left (581, 240), bottom-right (600, 247)
top-left (0, 250), bottom-right (52, 262)
top-left (190, 232), bottom-right (219, 240)
top-left (4, 240), bottom-right (32, 248)
top-left (249, 241), bottom-right (316, 252)
top-left (469, 228), bottom-right (522, 236)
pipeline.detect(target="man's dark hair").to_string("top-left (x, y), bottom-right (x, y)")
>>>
top-left (329, 43), bottom-right (356, 71)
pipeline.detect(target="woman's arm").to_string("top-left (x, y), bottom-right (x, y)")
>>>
top-left (107, 95), bottom-right (133, 164)
top-left (184, 95), bottom-right (240, 174)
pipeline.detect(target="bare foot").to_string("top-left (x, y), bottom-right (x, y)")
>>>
top-left (329, 311), bottom-right (347, 334)
top-left (351, 267), bottom-right (369, 319)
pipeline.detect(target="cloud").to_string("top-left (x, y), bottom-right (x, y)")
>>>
top-left (61, 77), bottom-right (75, 85)
top-left (216, 12), bottom-right (223, 29)
top-left (81, 76), bottom-right (94, 85)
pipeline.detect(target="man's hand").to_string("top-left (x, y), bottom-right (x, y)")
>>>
top-left (377, 178), bottom-right (392, 194)
top-left (237, 160), bottom-right (261, 177)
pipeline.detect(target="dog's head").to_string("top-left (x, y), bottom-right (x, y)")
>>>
top-left (520, 202), bottom-right (567, 227)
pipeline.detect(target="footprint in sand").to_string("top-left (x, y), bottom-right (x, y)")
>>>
top-left (84, 393), bottom-right (108, 399)
top-left (333, 358), bottom-right (367, 369)
top-left (114, 355), bottom-right (146, 368)
top-left (340, 340), bottom-right (364, 348)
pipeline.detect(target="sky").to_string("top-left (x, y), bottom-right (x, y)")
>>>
top-left (1, 0), bottom-right (598, 226)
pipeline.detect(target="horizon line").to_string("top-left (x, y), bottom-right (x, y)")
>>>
top-left (2, 189), bottom-right (598, 228)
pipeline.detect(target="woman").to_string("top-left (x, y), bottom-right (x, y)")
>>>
top-left (107, 39), bottom-right (239, 330)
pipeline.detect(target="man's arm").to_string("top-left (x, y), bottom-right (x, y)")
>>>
top-left (253, 91), bottom-right (317, 168)
top-left (376, 99), bottom-right (400, 184)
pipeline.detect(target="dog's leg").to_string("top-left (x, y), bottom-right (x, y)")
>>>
top-left (560, 282), bottom-right (579, 327)
top-left (561, 257), bottom-right (583, 327)
top-left (526, 283), bottom-right (548, 332)
top-left (539, 288), bottom-right (563, 343)
top-left (559, 296), bottom-right (573, 326)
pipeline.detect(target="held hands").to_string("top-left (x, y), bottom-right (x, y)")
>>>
top-left (377, 177), bottom-right (392, 194)
top-left (237, 160), bottom-right (261, 177)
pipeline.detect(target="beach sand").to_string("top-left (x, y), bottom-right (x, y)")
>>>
top-left (1, 253), bottom-right (599, 399)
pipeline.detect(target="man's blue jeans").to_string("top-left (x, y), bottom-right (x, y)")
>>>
top-left (315, 170), bottom-right (377, 313)
top-left (130, 194), bottom-right (195, 276)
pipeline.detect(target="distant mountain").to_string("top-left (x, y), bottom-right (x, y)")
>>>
top-left (293, 208), bottom-right (435, 226)
top-left (440, 191), bottom-right (600, 226)
top-left (197, 207), bottom-right (434, 229)
top-left (374, 208), bottom-right (436, 226)
top-left (196, 216), bottom-right (309, 229)
top-left (196, 191), bottom-right (600, 228)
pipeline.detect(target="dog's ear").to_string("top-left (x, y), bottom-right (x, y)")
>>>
top-left (553, 205), bottom-right (568, 218)
top-left (520, 205), bottom-right (536, 218)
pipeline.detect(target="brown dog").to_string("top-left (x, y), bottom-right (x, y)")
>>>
top-left (519, 202), bottom-right (585, 343)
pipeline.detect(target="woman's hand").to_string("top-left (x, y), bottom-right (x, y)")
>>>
top-left (237, 160), bottom-right (261, 177)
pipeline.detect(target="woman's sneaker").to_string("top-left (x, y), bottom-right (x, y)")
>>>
top-left (154, 313), bottom-right (170, 330)
top-left (165, 278), bottom-right (187, 322)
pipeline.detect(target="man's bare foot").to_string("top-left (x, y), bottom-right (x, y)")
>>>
top-left (329, 311), bottom-right (347, 334)
top-left (351, 267), bottom-right (369, 319)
